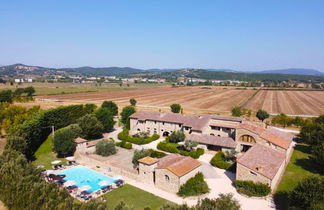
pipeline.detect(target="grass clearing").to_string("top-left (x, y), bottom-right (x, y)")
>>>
top-left (33, 135), bottom-right (67, 169)
top-left (274, 143), bottom-right (322, 209)
top-left (102, 184), bottom-right (171, 210)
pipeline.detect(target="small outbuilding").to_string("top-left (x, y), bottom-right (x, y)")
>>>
top-left (138, 154), bottom-right (202, 193)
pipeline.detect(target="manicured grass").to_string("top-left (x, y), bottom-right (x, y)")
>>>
top-left (102, 184), bottom-right (171, 210)
top-left (33, 135), bottom-right (67, 169)
top-left (274, 143), bottom-right (322, 209)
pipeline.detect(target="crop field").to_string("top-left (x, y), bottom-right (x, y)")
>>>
top-left (35, 87), bottom-right (324, 116)
top-left (244, 90), bottom-right (324, 116)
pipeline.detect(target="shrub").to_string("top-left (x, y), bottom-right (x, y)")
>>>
top-left (256, 109), bottom-right (269, 122)
top-left (177, 172), bottom-right (210, 197)
top-left (148, 149), bottom-right (167, 158)
top-left (95, 140), bottom-right (116, 157)
top-left (157, 141), bottom-right (204, 159)
top-left (132, 149), bottom-right (150, 166)
top-left (169, 131), bottom-right (185, 143)
top-left (210, 152), bottom-right (232, 170)
top-left (4, 136), bottom-right (27, 154)
top-left (234, 180), bottom-right (271, 197)
top-left (118, 129), bottom-right (160, 145)
top-left (116, 140), bottom-right (133, 149)
top-left (231, 106), bottom-right (243, 117)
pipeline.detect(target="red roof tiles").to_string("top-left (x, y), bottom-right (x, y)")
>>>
top-left (188, 134), bottom-right (237, 148)
top-left (237, 144), bottom-right (286, 179)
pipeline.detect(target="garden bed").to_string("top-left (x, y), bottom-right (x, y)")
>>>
top-left (117, 129), bottom-right (159, 145)
top-left (157, 140), bottom-right (204, 159)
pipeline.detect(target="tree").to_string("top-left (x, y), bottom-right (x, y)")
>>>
top-left (177, 172), bottom-right (209, 197)
top-left (184, 140), bottom-right (198, 151)
top-left (95, 107), bottom-right (115, 131)
top-left (289, 176), bottom-right (324, 209)
top-left (132, 149), bottom-right (150, 166)
top-left (24, 86), bottom-right (35, 97)
top-left (95, 139), bottom-right (116, 156)
top-left (198, 194), bottom-right (241, 210)
top-left (101, 101), bottom-right (118, 116)
top-left (77, 114), bottom-right (103, 139)
top-left (53, 127), bottom-right (77, 157)
top-left (130, 98), bottom-right (137, 106)
top-left (271, 113), bottom-right (292, 128)
top-left (4, 136), bottom-right (27, 154)
top-left (0, 90), bottom-right (13, 103)
top-left (170, 104), bottom-right (181, 113)
top-left (169, 131), bottom-right (185, 143)
top-left (120, 106), bottom-right (136, 129)
top-left (299, 121), bottom-right (324, 146)
top-left (231, 106), bottom-right (243, 117)
top-left (310, 143), bottom-right (324, 174)
top-left (256, 109), bottom-right (269, 122)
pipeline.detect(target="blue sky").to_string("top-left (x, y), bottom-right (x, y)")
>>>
top-left (0, 0), bottom-right (323, 71)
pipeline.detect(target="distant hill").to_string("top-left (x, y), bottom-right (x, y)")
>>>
top-left (257, 68), bottom-right (324, 76)
top-left (61, 66), bottom-right (143, 75)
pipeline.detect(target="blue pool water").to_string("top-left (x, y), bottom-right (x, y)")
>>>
top-left (56, 166), bottom-right (117, 193)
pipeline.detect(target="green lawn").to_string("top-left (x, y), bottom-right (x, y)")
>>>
top-left (274, 143), bottom-right (322, 209)
top-left (33, 135), bottom-right (68, 169)
top-left (102, 184), bottom-right (171, 210)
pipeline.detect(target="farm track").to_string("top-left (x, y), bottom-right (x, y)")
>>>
top-left (37, 87), bottom-right (324, 116)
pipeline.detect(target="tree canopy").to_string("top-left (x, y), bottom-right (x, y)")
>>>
top-left (132, 149), bottom-right (150, 166)
top-left (256, 109), bottom-right (270, 122)
top-left (102, 101), bottom-right (118, 116)
top-left (95, 107), bottom-right (115, 131)
top-left (170, 104), bottom-right (181, 113)
top-left (95, 139), bottom-right (116, 157)
top-left (130, 98), bottom-right (137, 106)
top-left (120, 106), bottom-right (136, 129)
top-left (53, 127), bottom-right (77, 157)
top-left (77, 114), bottom-right (103, 139)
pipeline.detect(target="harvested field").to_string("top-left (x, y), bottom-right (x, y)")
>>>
top-left (244, 90), bottom-right (324, 116)
top-left (35, 87), bottom-right (324, 116)
top-left (36, 87), bottom-right (256, 114)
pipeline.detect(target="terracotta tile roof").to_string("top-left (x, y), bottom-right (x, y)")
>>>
top-left (188, 134), bottom-right (237, 148)
top-left (209, 122), bottom-right (238, 129)
top-left (238, 124), bottom-right (294, 149)
top-left (74, 137), bottom-right (87, 144)
top-left (237, 144), bottom-right (286, 179)
top-left (156, 154), bottom-right (201, 177)
top-left (130, 110), bottom-right (210, 131)
top-left (210, 115), bottom-right (244, 122)
top-left (138, 156), bottom-right (159, 165)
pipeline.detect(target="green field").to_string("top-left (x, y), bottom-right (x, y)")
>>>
top-left (33, 135), bottom-right (68, 169)
top-left (103, 184), bottom-right (171, 209)
top-left (275, 143), bottom-right (322, 209)
top-left (0, 82), bottom-right (165, 96)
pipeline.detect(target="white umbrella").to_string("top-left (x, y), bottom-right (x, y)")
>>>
top-left (64, 180), bottom-right (76, 187)
top-left (65, 156), bottom-right (74, 161)
top-left (45, 170), bottom-right (54, 175)
top-left (79, 185), bottom-right (91, 191)
top-left (51, 160), bottom-right (61, 164)
top-left (113, 175), bottom-right (123, 180)
top-left (98, 180), bottom-right (110, 186)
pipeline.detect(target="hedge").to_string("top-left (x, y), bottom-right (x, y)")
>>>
top-left (117, 129), bottom-right (160, 145)
top-left (11, 104), bottom-right (95, 159)
top-left (210, 151), bottom-right (232, 170)
top-left (177, 172), bottom-right (210, 197)
top-left (157, 140), bottom-right (204, 159)
top-left (148, 149), bottom-right (167, 158)
top-left (116, 141), bottom-right (133, 149)
top-left (234, 180), bottom-right (271, 197)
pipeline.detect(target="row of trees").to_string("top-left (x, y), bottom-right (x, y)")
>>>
top-left (0, 86), bottom-right (35, 103)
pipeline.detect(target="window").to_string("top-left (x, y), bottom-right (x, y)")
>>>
top-left (185, 127), bottom-right (189, 130)
top-left (211, 126), bottom-right (221, 131)
top-left (179, 124), bottom-right (181, 127)
top-left (239, 135), bottom-right (256, 143)
top-left (155, 121), bottom-right (157, 124)
top-left (165, 175), bottom-right (170, 182)
top-left (162, 122), bottom-right (165, 125)
top-left (137, 129), bottom-right (140, 131)
top-left (250, 171), bottom-right (257, 176)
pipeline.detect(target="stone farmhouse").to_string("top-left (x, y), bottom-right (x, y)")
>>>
top-left (130, 110), bottom-right (296, 190)
top-left (138, 154), bottom-right (201, 193)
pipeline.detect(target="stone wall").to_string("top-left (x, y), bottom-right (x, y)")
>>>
top-left (138, 162), bottom-right (157, 185)
top-left (179, 167), bottom-right (201, 185)
top-left (236, 163), bottom-right (271, 186)
top-left (155, 168), bottom-right (180, 193)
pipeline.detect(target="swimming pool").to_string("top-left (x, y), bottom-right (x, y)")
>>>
top-left (56, 166), bottom-right (117, 193)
